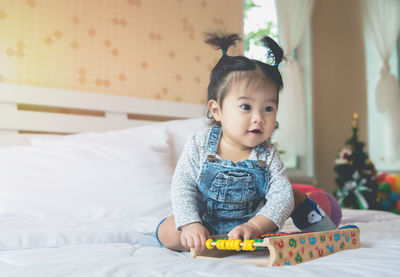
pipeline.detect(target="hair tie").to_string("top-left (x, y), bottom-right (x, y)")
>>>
top-left (273, 63), bottom-right (279, 67)
top-left (222, 50), bottom-right (227, 56)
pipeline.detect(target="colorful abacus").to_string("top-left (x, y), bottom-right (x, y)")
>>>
top-left (191, 225), bottom-right (361, 267)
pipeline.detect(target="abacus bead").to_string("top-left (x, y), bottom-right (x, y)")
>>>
top-left (222, 240), bottom-right (227, 250)
top-left (225, 240), bottom-right (231, 250)
top-left (243, 240), bottom-right (249, 250)
top-left (215, 240), bottom-right (222, 249)
top-left (216, 239), bottom-right (226, 250)
top-left (227, 240), bottom-right (234, 250)
top-left (244, 240), bottom-right (256, 251)
top-left (234, 240), bottom-right (242, 250)
top-left (249, 240), bottom-right (256, 251)
top-left (206, 239), bottom-right (214, 249)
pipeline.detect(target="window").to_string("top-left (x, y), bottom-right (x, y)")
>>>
top-left (243, 0), bottom-right (314, 181)
top-left (365, 34), bottom-right (400, 172)
top-left (243, 0), bottom-right (278, 60)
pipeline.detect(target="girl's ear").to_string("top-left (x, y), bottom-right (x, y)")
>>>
top-left (208, 100), bottom-right (221, 122)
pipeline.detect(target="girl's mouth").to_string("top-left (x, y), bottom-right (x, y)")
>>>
top-left (250, 129), bottom-right (262, 134)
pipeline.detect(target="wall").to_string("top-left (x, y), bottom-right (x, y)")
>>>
top-left (0, 0), bottom-right (243, 104)
top-left (311, 0), bottom-right (367, 193)
top-left (1, 0), bottom-right (371, 192)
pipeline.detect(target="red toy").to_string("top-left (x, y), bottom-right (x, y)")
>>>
top-left (292, 184), bottom-right (342, 227)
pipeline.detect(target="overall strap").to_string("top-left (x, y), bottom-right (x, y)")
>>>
top-left (205, 125), bottom-right (222, 162)
top-left (255, 142), bottom-right (268, 169)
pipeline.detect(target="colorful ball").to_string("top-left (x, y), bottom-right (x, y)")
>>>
top-left (384, 175), bottom-right (397, 187)
top-left (306, 191), bottom-right (342, 227)
top-left (389, 192), bottom-right (400, 203)
top-left (392, 174), bottom-right (400, 193)
top-left (378, 183), bottom-right (392, 194)
top-left (394, 183), bottom-right (400, 194)
top-left (390, 209), bottom-right (400, 215)
top-left (380, 199), bottom-right (391, 210)
top-left (377, 191), bottom-right (389, 201)
top-left (393, 174), bottom-right (400, 184)
top-left (377, 172), bottom-right (387, 184)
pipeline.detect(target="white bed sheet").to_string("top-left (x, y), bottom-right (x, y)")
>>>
top-left (1, 209), bottom-right (399, 277)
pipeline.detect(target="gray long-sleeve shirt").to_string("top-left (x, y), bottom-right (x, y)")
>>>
top-left (171, 127), bottom-right (294, 231)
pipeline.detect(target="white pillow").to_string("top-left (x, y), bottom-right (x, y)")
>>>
top-left (0, 124), bottom-right (175, 222)
top-left (30, 117), bottom-right (207, 165)
top-left (0, 134), bottom-right (36, 147)
top-left (163, 117), bottom-right (208, 165)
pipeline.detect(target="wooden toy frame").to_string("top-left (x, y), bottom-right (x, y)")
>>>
top-left (190, 226), bottom-right (360, 266)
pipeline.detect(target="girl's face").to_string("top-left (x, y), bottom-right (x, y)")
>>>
top-left (208, 77), bottom-right (278, 151)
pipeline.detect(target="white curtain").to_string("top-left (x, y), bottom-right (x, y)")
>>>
top-left (274, 0), bottom-right (315, 158)
top-left (361, 0), bottom-right (400, 160)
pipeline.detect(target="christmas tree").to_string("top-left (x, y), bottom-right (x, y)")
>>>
top-left (334, 113), bottom-right (378, 209)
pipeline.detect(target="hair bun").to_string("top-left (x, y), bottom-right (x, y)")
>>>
top-left (260, 36), bottom-right (283, 66)
top-left (204, 32), bottom-right (241, 55)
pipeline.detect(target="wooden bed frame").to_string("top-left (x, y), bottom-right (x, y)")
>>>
top-left (0, 83), bottom-right (204, 135)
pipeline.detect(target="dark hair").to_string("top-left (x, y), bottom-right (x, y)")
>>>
top-left (204, 32), bottom-right (284, 125)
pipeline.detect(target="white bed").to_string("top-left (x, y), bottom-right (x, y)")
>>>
top-left (0, 84), bottom-right (399, 277)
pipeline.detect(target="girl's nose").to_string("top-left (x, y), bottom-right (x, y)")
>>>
top-left (252, 112), bottom-right (264, 123)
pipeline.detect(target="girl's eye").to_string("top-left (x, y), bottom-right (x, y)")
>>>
top-left (264, 106), bottom-right (274, 112)
top-left (240, 104), bottom-right (251, 110)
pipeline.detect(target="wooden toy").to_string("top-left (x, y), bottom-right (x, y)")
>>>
top-left (190, 225), bottom-right (360, 266)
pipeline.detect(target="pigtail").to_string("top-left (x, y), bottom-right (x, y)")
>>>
top-left (204, 32), bottom-right (241, 56)
top-left (260, 36), bottom-right (283, 66)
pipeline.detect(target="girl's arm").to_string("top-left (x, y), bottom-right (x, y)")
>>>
top-left (256, 144), bottom-right (294, 230)
top-left (171, 132), bottom-right (204, 231)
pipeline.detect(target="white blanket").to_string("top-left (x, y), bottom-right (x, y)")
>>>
top-left (1, 209), bottom-right (399, 277)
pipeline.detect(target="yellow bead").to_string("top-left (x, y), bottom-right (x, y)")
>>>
top-left (206, 239), bottom-right (214, 249)
top-left (250, 240), bottom-right (256, 251)
top-left (216, 239), bottom-right (226, 250)
top-left (227, 240), bottom-right (234, 250)
top-left (243, 240), bottom-right (249, 250)
top-left (234, 239), bottom-right (242, 250)
top-left (244, 240), bottom-right (256, 251)
top-left (222, 240), bottom-right (228, 250)
top-left (224, 240), bottom-right (230, 250)
top-left (215, 240), bottom-right (222, 249)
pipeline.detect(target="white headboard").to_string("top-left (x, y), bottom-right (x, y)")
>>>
top-left (0, 83), bottom-right (204, 135)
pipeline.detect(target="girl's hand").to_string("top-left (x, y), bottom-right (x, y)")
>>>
top-left (228, 221), bottom-right (261, 241)
top-left (228, 215), bottom-right (277, 241)
top-left (180, 222), bottom-right (210, 251)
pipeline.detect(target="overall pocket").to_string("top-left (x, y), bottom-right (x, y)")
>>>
top-left (208, 171), bottom-right (256, 203)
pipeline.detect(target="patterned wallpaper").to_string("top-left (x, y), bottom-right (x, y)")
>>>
top-left (0, 0), bottom-right (243, 104)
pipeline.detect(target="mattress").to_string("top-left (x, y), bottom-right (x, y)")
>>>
top-left (0, 208), bottom-right (399, 277)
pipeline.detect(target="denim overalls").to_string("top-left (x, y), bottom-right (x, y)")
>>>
top-left (197, 125), bottom-right (270, 235)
